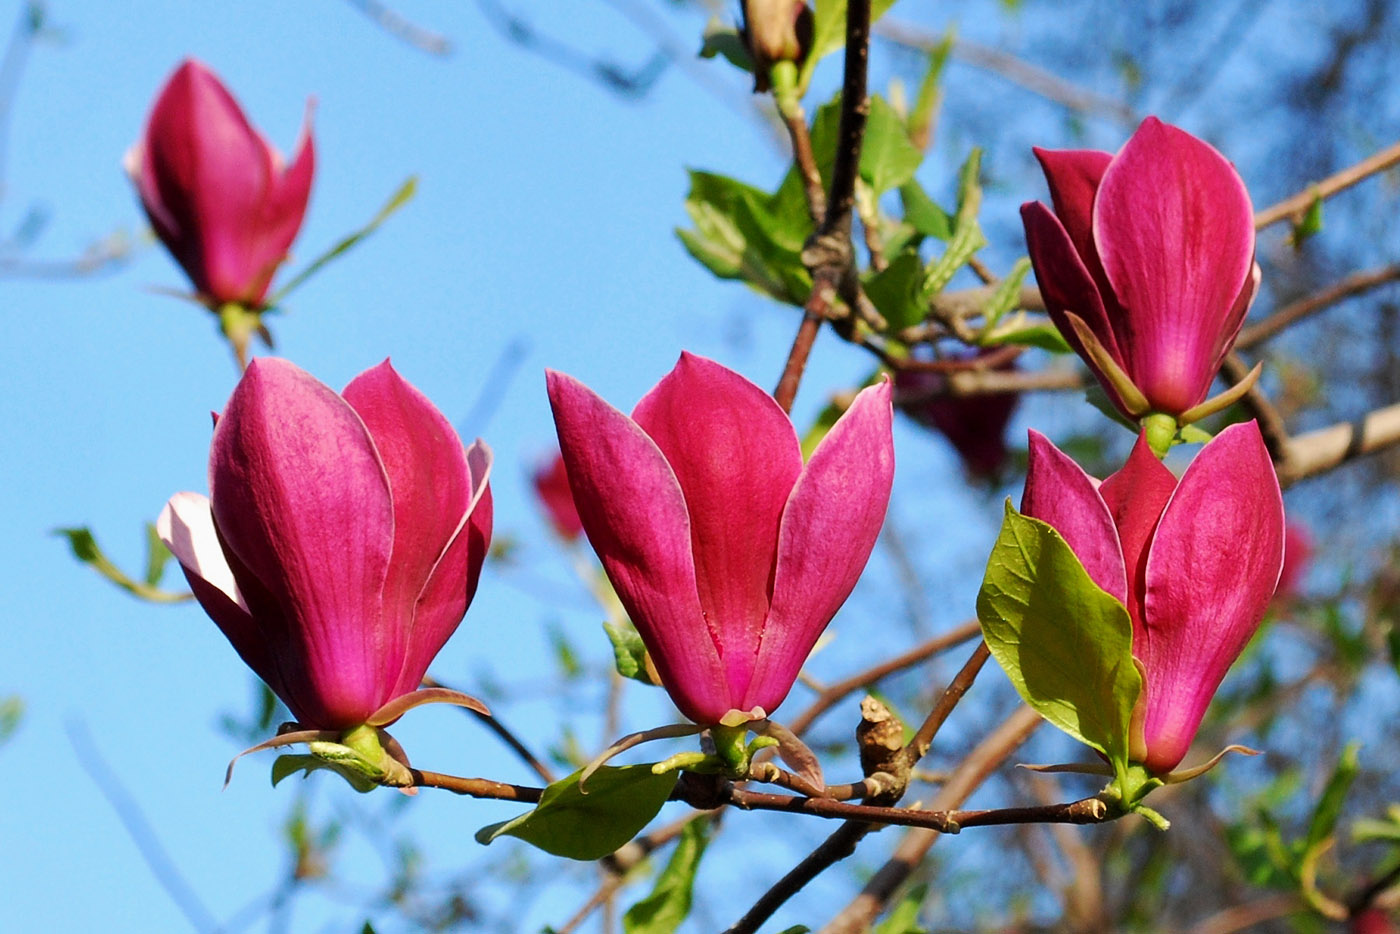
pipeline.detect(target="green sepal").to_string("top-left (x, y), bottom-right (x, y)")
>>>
top-left (271, 753), bottom-right (379, 794)
top-left (1098, 762), bottom-right (1167, 828)
top-left (977, 501), bottom-right (1142, 785)
top-left (475, 764), bottom-right (677, 861)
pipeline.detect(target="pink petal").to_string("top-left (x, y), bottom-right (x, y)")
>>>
top-left (1093, 117), bottom-right (1256, 414)
top-left (1140, 421), bottom-right (1284, 773)
top-left (547, 369), bottom-right (730, 724)
top-left (391, 440), bottom-right (494, 697)
top-left (210, 357), bottom-right (395, 727)
top-left (1097, 432), bottom-right (1179, 642)
top-left (632, 352), bottom-right (803, 704)
top-left (342, 360), bottom-right (472, 694)
top-left (1020, 430), bottom-right (1127, 605)
top-left (1032, 146), bottom-right (1113, 290)
top-left (532, 451), bottom-right (583, 540)
top-left (748, 380), bottom-right (894, 715)
top-left (1021, 201), bottom-right (1130, 414)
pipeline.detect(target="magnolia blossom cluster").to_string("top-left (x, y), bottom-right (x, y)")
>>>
top-left (141, 61), bottom-right (1282, 794)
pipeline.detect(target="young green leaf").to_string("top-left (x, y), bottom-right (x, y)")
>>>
top-left (475, 764), bottom-right (677, 860)
top-left (977, 502), bottom-right (1141, 772)
top-left (863, 250), bottom-right (926, 333)
top-left (622, 819), bottom-right (711, 934)
top-left (1303, 742), bottom-right (1360, 853)
top-left (801, 0), bottom-right (903, 88)
top-left (0, 695), bottom-right (23, 746)
top-left (54, 526), bottom-right (192, 604)
top-left (873, 883), bottom-right (929, 934)
top-left (861, 95), bottom-right (923, 196)
top-left (604, 619), bottom-right (657, 685)
top-left (899, 180), bottom-right (953, 242)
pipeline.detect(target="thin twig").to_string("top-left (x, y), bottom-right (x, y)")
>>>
top-left (1237, 264), bottom-right (1400, 348)
top-left (341, 0), bottom-right (453, 56)
top-left (781, 106), bottom-right (826, 225)
top-left (1254, 139), bottom-right (1400, 229)
top-left (904, 641), bottom-right (991, 762)
top-left (724, 823), bottom-right (871, 934)
top-left (1186, 893), bottom-right (1305, 934)
top-left (410, 769), bottom-right (544, 802)
top-left (1280, 400), bottom-right (1400, 486)
top-left (67, 719), bottom-right (218, 933)
top-left (421, 674), bottom-right (556, 783)
top-left (1220, 353), bottom-right (1290, 463)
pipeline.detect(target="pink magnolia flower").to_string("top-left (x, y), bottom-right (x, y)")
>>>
top-left (547, 352), bottom-right (894, 726)
top-left (894, 349), bottom-right (1019, 481)
top-left (128, 59), bottom-right (314, 308)
top-left (1022, 421), bottom-right (1284, 774)
top-left (1275, 521), bottom-right (1314, 603)
top-left (531, 451), bottom-right (584, 541)
top-left (158, 358), bottom-right (492, 730)
top-left (1021, 117), bottom-right (1259, 421)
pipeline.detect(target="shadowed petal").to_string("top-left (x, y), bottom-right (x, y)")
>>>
top-left (547, 369), bottom-right (730, 724)
top-left (748, 380), bottom-right (894, 714)
top-left (632, 352), bottom-right (803, 701)
top-left (1032, 147), bottom-right (1113, 289)
top-left (1094, 117), bottom-right (1255, 413)
top-left (210, 358), bottom-right (394, 727)
top-left (1098, 433), bottom-right (1179, 641)
top-left (1021, 430), bottom-right (1128, 605)
top-left (1140, 421), bottom-right (1284, 773)
top-left (344, 360), bottom-right (472, 694)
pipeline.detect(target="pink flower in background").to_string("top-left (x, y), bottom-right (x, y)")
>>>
top-left (159, 358), bottom-right (492, 729)
top-left (1275, 521), bottom-right (1314, 603)
top-left (1022, 422), bottom-right (1284, 774)
top-left (532, 451), bottom-right (583, 541)
top-left (894, 349), bottom-right (1019, 481)
top-left (128, 59), bottom-right (314, 308)
top-left (1021, 117), bottom-right (1258, 420)
top-left (547, 352), bottom-right (894, 726)
top-left (1352, 909), bottom-right (1398, 934)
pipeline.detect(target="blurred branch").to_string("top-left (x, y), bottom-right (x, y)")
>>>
top-left (67, 719), bottom-right (218, 934)
top-left (1221, 352), bottom-right (1290, 462)
top-left (1255, 138), bottom-right (1400, 229)
top-left (421, 674), bottom-right (555, 783)
top-left (1281, 400), bottom-right (1400, 486)
top-left (1237, 263), bottom-right (1400, 348)
top-left (340, 0), bottom-right (452, 56)
top-left (1185, 893), bottom-right (1305, 934)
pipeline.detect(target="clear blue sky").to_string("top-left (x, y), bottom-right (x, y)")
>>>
top-left (1, 2), bottom-right (1343, 931)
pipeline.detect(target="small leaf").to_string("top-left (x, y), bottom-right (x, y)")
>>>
top-left (977, 502), bottom-right (1141, 773)
top-left (864, 250), bottom-right (926, 333)
top-left (899, 180), bottom-right (953, 242)
top-left (54, 526), bottom-right (192, 604)
top-left (676, 171), bottom-right (810, 304)
top-left (980, 321), bottom-right (1073, 354)
top-left (860, 95), bottom-right (923, 195)
top-left (920, 149), bottom-right (987, 298)
top-left (475, 764), bottom-right (677, 861)
top-left (802, 0), bottom-right (902, 87)
top-left (549, 623), bottom-right (583, 679)
top-left (699, 19), bottom-right (752, 71)
top-left (622, 819), bottom-right (711, 934)
top-left (604, 619), bottom-right (657, 685)
top-left (271, 754), bottom-right (380, 794)
top-left (0, 695), bottom-right (23, 746)
top-left (269, 175), bottom-right (418, 305)
top-left (1288, 192), bottom-right (1324, 249)
top-left (975, 257), bottom-right (1031, 335)
top-left (1303, 742), bottom-right (1359, 853)
top-left (873, 883), bottom-right (929, 934)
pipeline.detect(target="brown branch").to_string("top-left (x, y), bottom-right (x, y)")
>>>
top-left (1280, 401), bottom-right (1400, 486)
top-left (410, 769), bottom-right (544, 802)
top-left (725, 823), bottom-right (873, 934)
top-left (1186, 893), bottom-right (1305, 934)
top-left (904, 641), bottom-right (991, 762)
top-left (781, 107), bottom-right (826, 226)
top-left (1237, 264), bottom-right (1400, 348)
top-left (422, 674), bottom-right (556, 783)
top-left (786, 620), bottom-right (983, 736)
top-left (1254, 139), bottom-right (1400, 230)
top-left (1220, 353), bottom-right (1291, 463)
top-left (819, 705), bottom-right (1043, 934)
top-left (773, 0), bottom-right (872, 412)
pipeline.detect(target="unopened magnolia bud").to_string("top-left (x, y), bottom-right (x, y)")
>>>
top-left (742, 0), bottom-right (813, 92)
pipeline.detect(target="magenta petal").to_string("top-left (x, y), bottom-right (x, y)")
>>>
top-left (547, 369), bottom-right (730, 724)
top-left (1020, 430), bottom-right (1128, 605)
top-left (1098, 433), bottom-right (1179, 640)
top-left (1140, 421), bottom-right (1284, 773)
top-left (210, 358), bottom-right (394, 727)
top-left (1094, 117), bottom-right (1256, 414)
top-left (749, 380), bottom-right (895, 715)
top-left (1021, 201), bottom-right (1129, 414)
top-left (343, 360), bottom-right (472, 693)
top-left (632, 352), bottom-right (803, 702)
top-left (1032, 146), bottom-right (1113, 285)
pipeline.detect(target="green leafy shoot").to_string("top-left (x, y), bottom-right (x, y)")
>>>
top-left (1303, 742), bottom-right (1360, 854)
top-left (0, 695), bottom-right (23, 747)
top-left (604, 619), bottom-right (658, 685)
top-left (873, 883), bottom-right (929, 934)
top-left (863, 250), bottom-right (926, 333)
top-left (475, 764), bottom-right (677, 860)
top-left (920, 149), bottom-right (987, 298)
top-left (975, 257), bottom-right (1032, 338)
top-left (698, 19), bottom-right (752, 71)
top-left (1287, 190), bottom-right (1324, 249)
top-left (801, 0), bottom-right (903, 89)
top-left (977, 502), bottom-right (1141, 783)
top-left (269, 175), bottom-right (418, 306)
top-left (55, 525), bottom-right (192, 604)
top-left (906, 29), bottom-right (954, 148)
top-left (622, 818), bottom-right (711, 934)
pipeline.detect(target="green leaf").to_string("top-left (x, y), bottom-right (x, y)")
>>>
top-left (1303, 742), bottom-right (1360, 853)
top-left (899, 180), bottom-right (953, 242)
top-left (977, 502), bottom-right (1141, 772)
top-left (699, 19), bottom-right (752, 71)
top-left (0, 695), bottom-right (23, 747)
top-left (920, 150), bottom-right (987, 298)
top-left (863, 250), bottom-right (926, 333)
top-left (802, 0), bottom-right (902, 87)
top-left (677, 171), bottom-right (811, 305)
top-left (981, 321), bottom-right (1073, 354)
top-left (622, 819), bottom-right (711, 934)
top-left (271, 754), bottom-right (380, 794)
top-left (1288, 191), bottom-right (1324, 249)
top-left (604, 619), bottom-right (656, 685)
top-left (269, 175), bottom-right (417, 305)
top-left (548, 623), bottom-right (583, 679)
top-left (54, 526), bottom-right (192, 604)
top-left (861, 95), bottom-right (923, 196)
top-left (873, 883), bottom-right (928, 934)
top-left (975, 257), bottom-right (1032, 335)
top-left (476, 764), bottom-right (677, 860)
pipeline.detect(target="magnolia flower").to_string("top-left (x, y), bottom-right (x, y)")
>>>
top-left (128, 59), bottom-right (314, 309)
top-left (531, 451), bottom-right (583, 541)
top-left (1022, 421), bottom-right (1284, 774)
top-left (159, 358), bottom-right (492, 730)
top-left (1021, 117), bottom-right (1259, 424)
top-left (547, 352), bottom-right (893, 726)
top-left (894, 349), bottom-right (1019, 481)
top-left (741, 0), bottom-right (814, 92)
